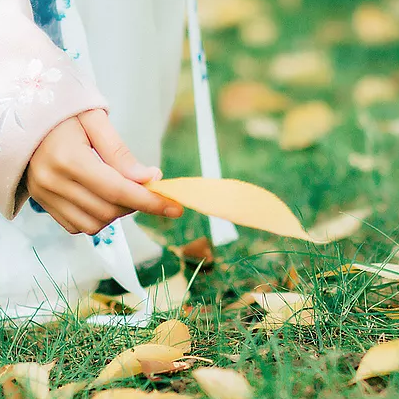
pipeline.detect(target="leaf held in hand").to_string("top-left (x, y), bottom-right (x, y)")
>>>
top-left (146, 178), bottom-right (323, 243)
top-left (352, 339), bottom-right (399, 383)
top-left (150, 319), bottom-right (191, 353)
top-left (193, 367), bottom-right (253, 399)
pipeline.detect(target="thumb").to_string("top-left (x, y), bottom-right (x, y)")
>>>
top-left (78, 110), bottom-right (162, 183)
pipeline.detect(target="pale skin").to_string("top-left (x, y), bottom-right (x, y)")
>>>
top-left (26, 109), bottom-right (184, 235)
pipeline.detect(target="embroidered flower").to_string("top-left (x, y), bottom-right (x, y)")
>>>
top-left (15, 59), bottom-right (62, 105)
top-left (92, 225), bottom-right (116, 247)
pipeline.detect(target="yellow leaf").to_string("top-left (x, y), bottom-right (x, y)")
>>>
top-left (245, 117), bottom-right (280, 141)
top-left (352, 4), bottom-right (399, 45)
top-left (193, 367), bottom-right (253, 399)
top-left (198, 0), bottom-right (261, 30)
top-left (93, 345), bottom-right (184, 387)
top-left (92, 350), bottom-right (141, 387)
top-left (0, 362), bottom-right (52, 399)
top-left (240, 16), bottom-right (278, 47)
top-left (139, 359), bottom-right (190, 376)
top-left (93, 389), bottom-right (192, 399)
top-left (308, 208), bottom-right (371, 242)
top-left (251, 292), bottom-right (314, 329)
top-left (150, 320), bottom-right (191, 353)
top-left (315, 264), bottom-right (359, 279)
top-left (218, 82), bottom-right (290, 119)
top-left (225, 292), bottom-right (257, 311)
top-left (353, 76), bottom-right (397, 107)
top-left (280, 102), bottom-right (336, 150)
top-left (77, 295), bottom-right (113, 319)
top-left (352, 339), bottom-right (399, 383)
top-left (352, 263), bottom-right (399, 280)
top-left (146, 178), bottom-right (324, 244)
top-left (147, 272), bottom-right (190, 312)
top-left (51, 382), bottom-right (87, 399)
top-left (269, 51), bottom-right (333, 87)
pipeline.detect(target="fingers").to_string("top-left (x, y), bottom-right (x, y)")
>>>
top-left (36, 193), bottom-right (108, 236)
top-left (78, 110), bottom-right (162, 183)
top-left (48, 178), bottom-right (133, 223)
top-left (67, 146), bottom-right (184, 218)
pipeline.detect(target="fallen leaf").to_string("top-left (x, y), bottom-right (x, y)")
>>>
top-left (352, 263), bottom-right (399, 280)
top-left (218, 82), bottom-right (290, 119)
top-left (351, 339), bottom-right (399, 383)
top-left (150, 320), bottom-right (191, 353)
top-left (353, 76), bottom-right (397, 107)
top-left (280, 102), bottom-right (336, 150)
top-left (139, 359), bottom-right (190, 376)
top-left (147, 272), bottom-right (190, 312)
top-left (245, 117), bottom-right (280, 141)
top-left (51, 382), bottom-right (87, 399)
top-left (180, 237), bottom-right (214, 266)
top-left (348, 153), bottom-right (379, 172)
top-left (225, 292), bottom-right (257, 311)
top-left (315, 264), bottom-right (358, 279)
top-left (2, 379), bottom-right (23, 399)
top-left (308, 208), bottom-right (371, 242)
top-left (221, 354), bottom-right (241, 363)
top-left (240, 16), bottom-right (278, 47)
top-left (198, 0), bottom-right (261, 30)
top-left (0, 362), bottom-right (53, 399)
top-left (93, 389), bottom-right (191, 399)
top-left (146, 178), bottom-right (326, 243)
top-left (352, 4), bottom-right (399, 45)
top-left (77, 295), bottom-right (113, 319)
top-left (193, 367), bottom-right (253, 399)
top-left (269, 51), bottom-right (333, 87)
top-left (251, 292), bottom-right (314, 329)
top-left (93, 344), bottom-right (184, 387)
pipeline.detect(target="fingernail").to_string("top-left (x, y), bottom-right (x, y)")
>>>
top-left (131, 163), bottom-right (150, 179)
top-left (151, 168), bottom-right (163, 182)
top-left (164, 207), bottom-right (182, 218)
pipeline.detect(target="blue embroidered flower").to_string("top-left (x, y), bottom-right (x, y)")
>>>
top-left (92, 225), bottom-right (115, 247)
top-left (29, 198), bottom-right (47, 214)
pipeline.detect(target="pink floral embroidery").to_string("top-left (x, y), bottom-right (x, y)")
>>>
top-left (15, 59), bottom-right (62, 105)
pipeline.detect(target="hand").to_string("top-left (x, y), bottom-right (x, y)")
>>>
top-left (26, 109), bottom-right (183, 235)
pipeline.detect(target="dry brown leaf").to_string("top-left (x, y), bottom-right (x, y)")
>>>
top-left (351, 339), bottom-right (399, 383)
top-left (0, 362), bottom-right (54, 399)
top-left (150, 320), bottom-right (191, 353)
top-left (269, 51), bottom-right (333, 87)
top-left (245, 117), bottom-right (280, 141)
top-left (353, 76), bottom-right (397, 107)
top-left (308, 208), bottom-right (371, 242)
top-left (251, 292), bottom-right (314, 330)
top-left (51, 382), bottom-right (87, 399)
top-left (352, 4), bottom-right (399, 45)
top-left (93, 345), bottom-right (184, 387)
top-left (146, 178), bottom-right (326, 243)
top-left (139, 359), bottom-right (190, 376)
top-left (282, 266), bottom-right (300, 291)
top-left (280, 102), bottom-right (336, 150)
top-left (180, 237), bottom-right (214, 265)
top-left (218, 82), bottom-right (290, 119)
top-left (193, 367), bottom-right (253, 399)
top-left (198, 0), bottom-right (261, 30)
top-left (240, 16), bottom-right (278, 47)
top-left (2, 379), bottom-right (23, 399)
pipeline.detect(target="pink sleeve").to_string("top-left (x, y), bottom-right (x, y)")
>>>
top-left (0, 3), bottom-right (108, 219)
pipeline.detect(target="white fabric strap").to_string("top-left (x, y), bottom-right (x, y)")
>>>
top-left (187, 0), bottom-right (239, 246)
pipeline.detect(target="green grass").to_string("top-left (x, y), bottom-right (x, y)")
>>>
top-left (3, 0), bottom-right (399, 397)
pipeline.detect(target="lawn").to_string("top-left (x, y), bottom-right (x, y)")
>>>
top-left (3, 0), bottom-right (399, 397)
